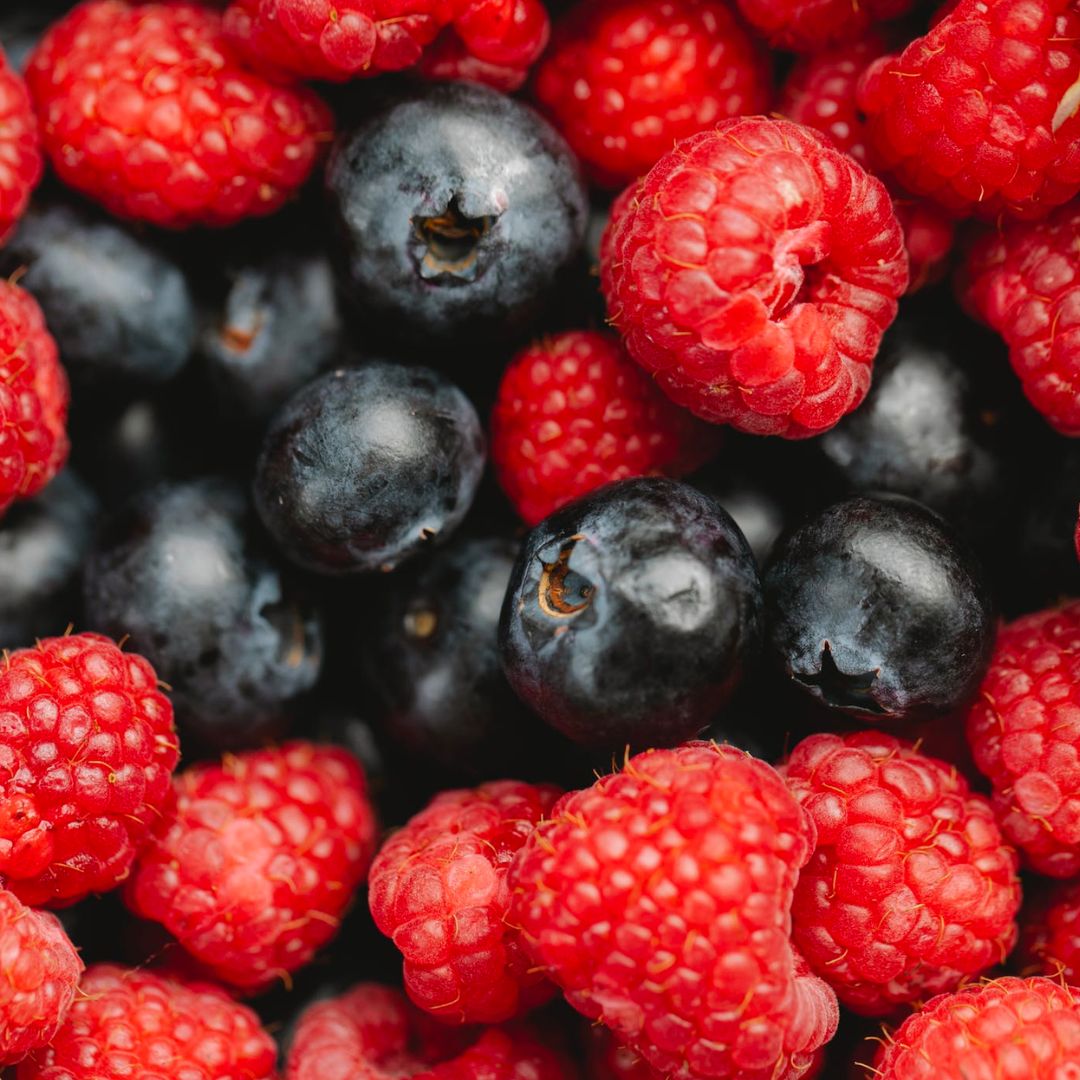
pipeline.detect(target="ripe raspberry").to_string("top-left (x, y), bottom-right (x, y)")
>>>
top-left (734, 0), bottom-right (914, 51)
top-left (600, 117), bottom-right (908, 438)
top-left (0, 282), bottom-right (69, 516)
top-left (16, 964), bottom-right (278, 1080)
top-left (0, 632), bottom-right (177, 908)
top-left (0, 48), bottom-right (42, 247)
top-left (967, 601), bottom-right (1080, 878)
top-left (958, 201), bottom-right (1080, 435)
top-left (126, 741), bottom-right (377, 991)
top-left (532, 0), bottom-right (770, 189)
top-left (587, 1026), bottom-right (663, 1079)
top-left (25, 1), bottom-right (333, 229)
top-left (0, 888), bottom-right (82, 1066)
top-left (1018, 880), bottom-right (1080, 984)
top-left (781, 731), bottom-right (1021, 1017)
top-left (872, 976), bottom-right (1080, 1080)
top-left (858, 0), bottom-right (1080, 221)
top-left (416, 28), bottom-right (541, 92)
top-left (491, 330), bottom-right (721, 526)
top-left (509, 742), bottom-right (839, 1080)
top-left (369, 780), bottom-right (559, 1024)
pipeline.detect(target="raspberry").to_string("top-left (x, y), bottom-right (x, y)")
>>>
top-left (967, 601), bottom-right (1080, 878)
top-left (126, 741), bottom-right (378, 991)
top-left (0, 48), bottom-right (42, 247)
top-left (416, 28), bottom-right (541, 91)
top-left (0, 888), bottom-right (82, 1066)
top-left (0, 282), bottom-right (69, 516)
top-left (509, 742), bottom-right (839, 1080)
top-left (734, 0), bottom-right (914, 51)
top-left (781, 731), bottom-right (1021, 1017)
top-left (872, 976), bottom-right (1080, 1080)
top-left (285, 982), bottom-right (573, 1080)
top-left (858, 0), bottom-right (1080, 221)
top-left (600, 117), bottom-right (908, 438)
top-left (25, 1), bottom-right (333, 229)
top-left (15, 964), bottom-right (278, 1080)
top-left (0, 632), bottom-right (177, 908)
top-left (368, 780), bottom-right (559, 1024)
top-left (1019, 880), bottom-right (1080, 984)
top-left (491, 330), bottom-right (722, 525)
top-left (532, 0), bottom-right (770, 189)
top-left (958, 201), bottom-right (1080, 435)
top-left (587, 1027), bottom-right (663, 1079)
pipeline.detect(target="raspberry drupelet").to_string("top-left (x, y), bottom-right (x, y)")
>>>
top-left (509, 742), bottom-right (839, 1080)
top-left (600, 117), bottom-right (908, 438)
top-left (734, 0), bottom-right (915, 52)
top-left (781, 731), bottom-right (1021, 1017)
top-left (491, 330), bottom-right (722, 525)
top-left (1018, 879), bottom-right (1080, 984)
top-left (0, 47), bottom-right (42, 247)
top-left (532, 0), bottom-right (770, 189)
top-left (25, 1), bottom-right (333, 229)
top-left (368, 780), bottom-right (560, 1024)
top-left (125, 741), bottom-right (377, 991)
top-left (0, 632), bottom-right (177, 908)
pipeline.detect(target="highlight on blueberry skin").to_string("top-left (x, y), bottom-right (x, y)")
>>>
top-left (763, 493), bottom-right (996, 722)
top-left (499, 477), bottom-right (764, 750)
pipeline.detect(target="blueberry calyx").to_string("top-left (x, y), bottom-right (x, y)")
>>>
top-left (790, 640), bottom-right (890, 715)
top-left (411, 196), bottom-right (498, 283)
top-left (537, 536), bottom-right (594, 619)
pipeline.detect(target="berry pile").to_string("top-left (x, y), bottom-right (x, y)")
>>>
top-left (7, 0), bottom-right (1080, 1077)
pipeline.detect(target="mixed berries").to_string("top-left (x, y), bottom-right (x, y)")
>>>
top-left (8, 0), bottom-right (1080, 1077)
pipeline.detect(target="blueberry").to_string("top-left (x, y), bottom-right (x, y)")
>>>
top-left (499, 477), bottom-right (763, 749)
top-left (253, 364), bottom-right (486, 575)
top-left (0, 470), bottom-right (98, 647)
top-left (763, 494), bottom-right (995, 722)
top-left (83, 478), bottom-right (323, 750)
top-left (325, 81), bottom-right (588, 346)
top-left (1, 198), bottom-right (195, 384)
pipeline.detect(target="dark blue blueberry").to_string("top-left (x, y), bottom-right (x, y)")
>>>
top-left (253, 364), bottom-right (486, 575)
top-left (325, 81), bottom-right (588, 346)
top-left (0, 470), bottom-right (98, 647)
top-left (499, 477), bottom-right (764, 750)
top-left (763, 494), bottom-right (995, 722)
top-left (83, 478), bottom-right (323, 750)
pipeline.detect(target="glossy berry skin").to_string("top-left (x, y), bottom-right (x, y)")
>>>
top-left (369, 780), bottom-right (559, 1024)
top-left (326, 82), bottom-right (587, 346)
top-left (491, 330), bottom-right (721, 526)
top-left (0, 632), bottom-right (177, 909)
top-left (735, 0), bottom-right (913, 51)
top-left (872, 977), bottom-right (1080, 1080)
top-left (533, 0), bottom-right (770, 189)
top-left (600, 118), bottom-right (908, 438)
top-left (509, 743), bottom-right (839, 1080)
top-left (16, 964), bottom-right (278, 1080)
top-left (84, 478), bottom-right (323, 751)
top-left (967, 601), bottom-right (1080, 879)
top-left (25, 1), bottom-right (333, 229)
top-left (858, 0), bottom-right (1080, 221)
top-left (764, 495), bottom-right (995, 722)
top-left (126, 742), bottom-right (377, 992)
top-left (0, 888), bottom-right (82, 1066)
top-left (782, 731), bottom-right (1021, 1017)
top-left (1019, 879), bottom-right (1080, 984)
top-left (0, 47), bottom-right (41, 246)
top-left (500, 478), bottom-right (763, 749)
top-left (254, 365), bottom-right (485, 576)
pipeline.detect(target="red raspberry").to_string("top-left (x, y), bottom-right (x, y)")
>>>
top-left (871, 976), bottom-right (1080, 1080)
top-left (416, 28), bottom-right (542, 91)
top-left (126, 741), bottom-right (377, 991)
top-left (600, 117), bottom-right (908, 438)
top-left (858, 0), bottom-right (1080, 221)
top-left (0, 49), bottom-right (42, 247)
top-left (0, 888), bottom-right (82, 1066)
top-left (491, 330), bottom-right (721, 525)
top-left (967, 601), bottom-right (1080, 878)
top-left (532, 0), bottom-right (770, 189)
top-left (368, 780), bottom-right (559, 1024)
top-left (25, 1), bottom-right (333, 229)
top-left (509, 742), bottom-right (838, 1080)
top-left (0, 632), bottom-right (176, 908)
top-left (587, 1026), bottom-right (664, 1079)
top-left (1018, 879), bottom-right (1080, 984)
top-left (734, 0), bottom-right (914, 51)
top-left (0, 282), bottom-right (69, 516)
top-left (958, 201), bottom-right (1080, 435)
top-left (16, 964), bottom-right (278, 1080)
top-left (781, 731), bottom-right (1021, 1017)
